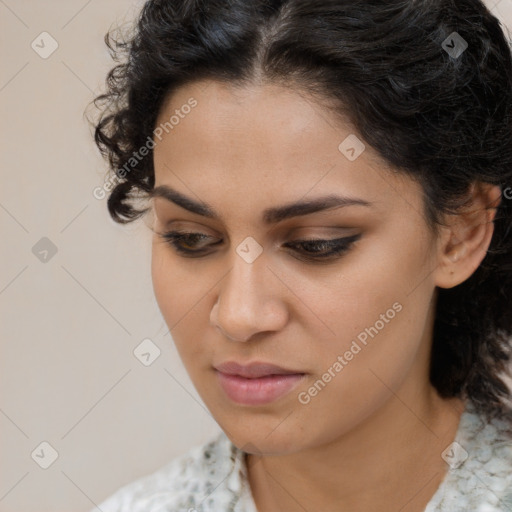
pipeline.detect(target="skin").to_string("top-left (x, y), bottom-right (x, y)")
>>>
top-left (149, 79), bottom-right (501, 512)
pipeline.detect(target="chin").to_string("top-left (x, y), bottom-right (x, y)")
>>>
top-left (216, 412), bottom-right (308, 455)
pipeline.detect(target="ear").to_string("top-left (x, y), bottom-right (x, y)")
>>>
top-left (433, 182), bottom-right (502, 289)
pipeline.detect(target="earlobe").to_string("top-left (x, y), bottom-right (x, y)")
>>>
top-left (433, 183), bottom-right (501, 289)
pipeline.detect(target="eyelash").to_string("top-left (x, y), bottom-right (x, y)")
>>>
top-left (157, 230), bottom-right (361, 263)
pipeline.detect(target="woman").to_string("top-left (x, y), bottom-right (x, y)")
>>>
top-left (89, 0), bottom-right (512, 510)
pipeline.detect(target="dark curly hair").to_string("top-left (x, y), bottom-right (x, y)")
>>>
top-left (90, 0), bottom-right (512, 422)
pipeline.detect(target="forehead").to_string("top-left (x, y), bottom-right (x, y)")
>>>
top-left (154, 79), bottom-right (375, 165)
top-left (152, 80), bottom-right (419, 219)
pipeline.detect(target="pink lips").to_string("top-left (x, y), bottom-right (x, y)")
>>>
top-left (214, 361), bottom-right (306, 405)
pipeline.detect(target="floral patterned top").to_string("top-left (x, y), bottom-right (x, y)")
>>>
top-left (93, 402), bottom-right (512, 512)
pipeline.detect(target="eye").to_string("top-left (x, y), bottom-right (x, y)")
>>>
top-left (157, 230), bottom-right (361, 262)
top-left (157, 230), bottom-right (221, 255)
top-left (283, 234), bottom-right (361, 262)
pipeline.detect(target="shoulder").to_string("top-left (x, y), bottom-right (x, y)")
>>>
top-left (91, 431), bottom-right (252, 512)
top-left (426, 402), bottom-right (512, 511)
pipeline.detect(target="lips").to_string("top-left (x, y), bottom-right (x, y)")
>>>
top-left (214, 361), bottom-right (304, 378)
top-left (214, 361), bottom-right (306, 405)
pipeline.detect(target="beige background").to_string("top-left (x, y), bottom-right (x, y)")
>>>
top-left (1, 0), bottom-right (511, 510)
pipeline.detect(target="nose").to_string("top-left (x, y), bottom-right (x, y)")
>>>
top-left (210, 254), bottom-right (288, 342)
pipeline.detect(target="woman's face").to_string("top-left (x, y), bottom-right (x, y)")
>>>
top-left (150, 79), bottom-right (442, 453)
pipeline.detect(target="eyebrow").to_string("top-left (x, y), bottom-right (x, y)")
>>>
top-left (150, 185), bottom-right (373, 224)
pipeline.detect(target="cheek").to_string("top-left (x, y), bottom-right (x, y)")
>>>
top-left (151, 245), bottom-right (179, 321)
top-left (306, 231), bottom-right (434, 386)
top-left (291, 283), bottom-right (432, 448)
top-left (150, 243), bottom-right (214, 360)
top-left (151, 243), bottom-right (203, 321)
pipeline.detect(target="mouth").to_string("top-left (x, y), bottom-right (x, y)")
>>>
top-left (214, 361), bottom-right (306, 405)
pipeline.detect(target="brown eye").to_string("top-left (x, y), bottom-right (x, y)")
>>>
top-left (284, 234), bottom-right (361, 261)
top-left (158, 231), bottom-right (220, 255)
